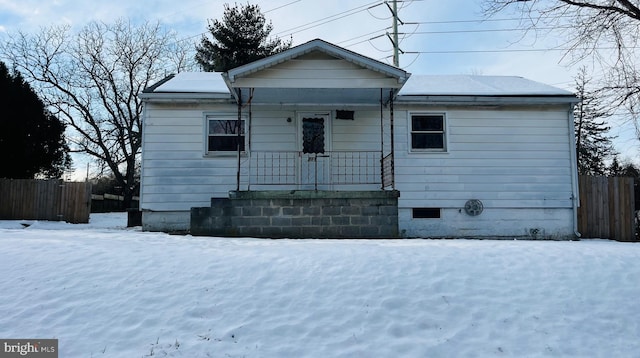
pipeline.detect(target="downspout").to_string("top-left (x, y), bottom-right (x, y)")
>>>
top-left (568, 104), bottom-right (581, 238)
top-left (139, 101), bottom-right (148, 212)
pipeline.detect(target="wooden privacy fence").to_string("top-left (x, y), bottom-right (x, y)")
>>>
top-left (0, 179), bottom-right (92, 223)
top-left (578, 176), bottom-right (636, 241)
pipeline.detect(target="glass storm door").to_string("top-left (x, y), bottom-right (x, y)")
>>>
top-left (299, 114), bottom-right (330, 190)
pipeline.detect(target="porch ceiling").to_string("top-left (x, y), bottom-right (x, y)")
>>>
top-left (234, 87), bottom-right (398, 106)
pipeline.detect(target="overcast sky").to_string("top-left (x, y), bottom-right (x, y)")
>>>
top-left (1, 0), bottom-right (637, 168)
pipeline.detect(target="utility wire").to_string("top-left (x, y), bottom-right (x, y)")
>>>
top-left (274, 1), bottom-right (384, 37)
top-left (264, 0), bottom-right (303, 13)
top-left (407, 46), bottom-right (639, 54)
top-left (398, 26), bottom-right (573, 35)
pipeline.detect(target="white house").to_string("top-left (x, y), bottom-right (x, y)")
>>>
top-left (139, 39), bottom-right (579, 239)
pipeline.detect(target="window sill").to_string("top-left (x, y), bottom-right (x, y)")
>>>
top-left (203, 151), bottom-right (248, 158)
top-left (409, 149), bottom-right (449, 154)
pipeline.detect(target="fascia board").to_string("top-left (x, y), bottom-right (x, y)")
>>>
top-left (396, 95), bottom-right (579, 105)
top-left (139, 92), bottom-right (234, 103)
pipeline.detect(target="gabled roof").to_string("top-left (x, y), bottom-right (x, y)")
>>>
top-left (139, 39), bottom-right (576, 105)
top-left (225, 38), bottom-right (410, 85)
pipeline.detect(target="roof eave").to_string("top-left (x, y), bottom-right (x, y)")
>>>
top-left (139, 92), bottom-right (234, 102)
top-left (396, 94), bottom-right (579, 105)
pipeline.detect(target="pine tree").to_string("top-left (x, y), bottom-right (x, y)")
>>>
top-left (0, 61), bottom-right (71, 178)
top-left (607, 157), bottom-right (640, 210)
top-left (195, 3), bottom-right (291, 72)
top-left (574, 67), bottom-right (616, 175)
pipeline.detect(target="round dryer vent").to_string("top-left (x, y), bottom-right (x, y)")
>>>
top-left (464, 199), bottom-right (483, 216)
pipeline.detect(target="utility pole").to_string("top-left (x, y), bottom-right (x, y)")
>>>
top-left (385, 0), bottom-right (401, 67)
top-left (392, 0), bottom-right (399, 67)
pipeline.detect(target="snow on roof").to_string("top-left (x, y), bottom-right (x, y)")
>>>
top-left (399, 75), bottom-right (573, 96)
top-left (148, 72), bottom-right (573, 97)
top-left (152, 72), bottom-right (229, 93)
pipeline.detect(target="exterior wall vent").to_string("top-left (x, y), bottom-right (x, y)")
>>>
top-left (464, 199), bottom-right (483, 216)
top-left (336, 110), bottom-right (354, 120)
top-left (413, 208), bottom-right (441, 219)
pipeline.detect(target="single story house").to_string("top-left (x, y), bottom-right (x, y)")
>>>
top-left (139, 38), bottom-right (579, 239)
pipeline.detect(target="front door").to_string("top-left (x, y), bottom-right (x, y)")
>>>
top-left (299, 113), bottom-right (330, 190)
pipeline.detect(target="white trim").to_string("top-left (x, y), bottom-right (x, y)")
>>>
top-left (407, 112), bottom-right (448, 153)
top-left (567, 106), bottom-right (581, 238)
top-left (139, 104), bottom-right (148, 209)
top-left (202, 112), bottom-right (249, 157)
top-left (296, 111), bottom-right (332, 190)
top-left (296, 111), bottom-right (332, 153)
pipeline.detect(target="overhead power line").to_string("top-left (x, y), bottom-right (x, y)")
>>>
top-left (264, 0), bottom-right (303, 13)
top-left (394, 46), bottom-right (639, 55)
top-left (274, 0), bottom-right (384, 37)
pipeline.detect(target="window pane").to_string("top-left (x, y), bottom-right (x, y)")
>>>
top-left (412, 115), bottom-right (443, 131)
top-left (302, 118), bottom-right (325, 154)
top-left (209, 119), bottom-right (244, 135)
top-left (208, 136), bottom-right (245, 152)
top-left (412, 133), bottom-right (444, 149)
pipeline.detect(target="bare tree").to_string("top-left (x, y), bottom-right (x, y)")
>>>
top-left (1, 19), bottom-right (195, 207)
top-left (482, 1), bottom-right (640, 117)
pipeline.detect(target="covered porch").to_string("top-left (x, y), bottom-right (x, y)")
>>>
top-left (191, 39), bottom-right (408, 238)
top-left (224, 40), bottom-right (409, 192)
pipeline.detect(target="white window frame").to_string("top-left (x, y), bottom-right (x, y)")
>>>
top-left (204, 113), bottom-right (248, 157)
top-left (409, 112), bottom-right (447, 152)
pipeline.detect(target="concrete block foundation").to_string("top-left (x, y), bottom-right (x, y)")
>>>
top-left (191, 190), bottom-right (400, 238)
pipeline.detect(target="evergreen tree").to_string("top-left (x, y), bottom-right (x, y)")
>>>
top-left (0, 61), bottom-right (71, 178)
top-left (607, 156), bottom-right (624, 176)
top-left (574, 67), bottom-right (616, 175)
top-left (195, 3), bottom-right (292, 72)
top-left (607, 157), bottom-right (640, 210)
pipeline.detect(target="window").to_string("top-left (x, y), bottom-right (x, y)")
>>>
top-left (207, 115), bottom-right (245, 153)
top-left (411, 113), bottom-right (446, 151)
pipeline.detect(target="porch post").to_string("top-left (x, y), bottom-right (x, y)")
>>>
top-left (236, 88), bottom-right (242, 192)
top-left (380, 89), bottom-right (384, 190)
top-left (389, 89), bottom-right (396, 190)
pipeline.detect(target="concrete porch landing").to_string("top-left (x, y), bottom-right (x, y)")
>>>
top-left (190, 190), bottom-right (400, 238)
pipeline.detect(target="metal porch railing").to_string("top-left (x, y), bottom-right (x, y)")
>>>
top-left (248, 151), bottom-right (383, 189)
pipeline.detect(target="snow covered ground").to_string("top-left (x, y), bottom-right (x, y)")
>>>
top-left (1, 213), bottom-right (639, 357)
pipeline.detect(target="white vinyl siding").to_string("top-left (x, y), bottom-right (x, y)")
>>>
top-left (141, 103), bottom-right (242, 210)
top-left (140, 103), bottom-right (384, 211)
top-left (394, 105), bottom-right (573, 210)
top-left (232, 52), bottom-right (399, 89)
